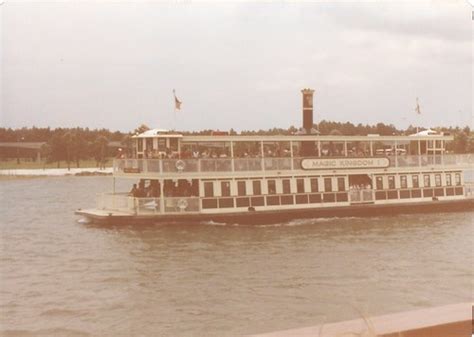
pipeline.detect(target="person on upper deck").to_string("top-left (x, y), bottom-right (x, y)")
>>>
top-left (129, 184), bottom-right (138, 197)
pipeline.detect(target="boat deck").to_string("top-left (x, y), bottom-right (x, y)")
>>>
top-left (76, 198), bottom-right (474, 225)
top-left (75, 208), bottom-right (134, 218)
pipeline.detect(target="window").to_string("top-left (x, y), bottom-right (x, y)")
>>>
top-left (435, 174), bottom-right (441, 187)
top-left (297, 179), bottom-right (305, 193)
top-left (310, 178), bottom-right (319, 192)
top-left (388, 176), bottom-right (395, 189)
top-left (376, 176), bottom-right (383, 190)
top-left (237, 181), bottom-right (246, 196)
top-left (412, 175), bottom-right (419, 188)
top-left (146, 138), bottom-right (153, 150)
top-left (455, 173), bottom-right (461, 186)
top-left (282, 179), bottom-right (291, 194)
top-left (324, 178), bottom-right (332, 192)
top-left (337, 177), bottom-right (345, 192)
top-left (204, 182), bottom-right (214, 197)
top-left (400, 175), bottom-right (407, 189)
top-left (424, 175), bottom-right (431, 187)
top-left (158, 139), bottom-right (166, 151)
top-left (267, 180), bottom-right (276, 194)
top-left (221, 181), bottom-right (231, 197)
top-left (137, 139), bottom-right (143, 152)
top-left (253, 180), bottom-right (262, 195)
top-left (446, 174), bottom-right (452, 186)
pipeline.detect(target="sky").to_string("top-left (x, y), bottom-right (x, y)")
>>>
top-left (1, 1), bottom-right (473, 132)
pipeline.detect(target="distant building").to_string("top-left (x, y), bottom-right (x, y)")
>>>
top-left (0, 142), bottom-right (46, 162)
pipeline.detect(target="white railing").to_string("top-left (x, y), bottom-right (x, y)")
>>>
top-left (394, 154), bottom-right (474, 168)
top-left (114, 154), bottom-right (474, 175)
top-left (97, 193), bottom-right (132, 212)
top-left (96, 194), bottom-right (201, 214)
top-left (464, 183), bottom-right (474, 198)
top-left (349, 189), bottom-right (374, 203)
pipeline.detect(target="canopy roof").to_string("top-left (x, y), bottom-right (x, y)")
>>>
top-left (133, 129), bottom-right (183, 138)
top-left (410, 129), bottom-right (439, 137)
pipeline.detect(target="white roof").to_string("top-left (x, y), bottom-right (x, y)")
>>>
top-left (133, 129), bottom-right (183, 138)
top-left (410, 129), bottom-right (439, 137)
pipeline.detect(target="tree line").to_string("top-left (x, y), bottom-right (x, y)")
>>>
top-left (1, 122), bottom-right (473, 168)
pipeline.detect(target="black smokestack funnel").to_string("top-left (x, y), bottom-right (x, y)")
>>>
top-left (301, 88), bottom-right (316, 156)
top-left (301, 88), bottom-right (315, 133)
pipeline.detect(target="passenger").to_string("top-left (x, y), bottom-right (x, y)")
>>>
top-left (129, 184), bottom-right (138, 197)
top-left (135, 180), bottom-right (146, 197)
top-left (136, 186), bottom-right (146, 198)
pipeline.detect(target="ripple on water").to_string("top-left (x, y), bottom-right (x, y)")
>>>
top-left (0, 177), bottom-right (472, 337)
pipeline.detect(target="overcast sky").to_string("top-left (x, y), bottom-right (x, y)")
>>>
top-left (1, 1), bottom-right (472, 132)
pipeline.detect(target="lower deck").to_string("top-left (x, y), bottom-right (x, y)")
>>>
top-left (76, 168), bottom-right (474, 224)
top-left (76, 198), bottom-right (474, 225)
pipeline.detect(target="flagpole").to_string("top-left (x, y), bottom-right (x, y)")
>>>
top-left (173, 89), bottom-right (176, 131)
top-left (174, 106), bottom-right (177, 131)
top-left (415, 97), bottom-right (421, 134)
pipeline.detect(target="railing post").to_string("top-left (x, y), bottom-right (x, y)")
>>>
top-left (290, 141), bottom-right (294, 170)
top-left (230, 141), bottom-right (235, 172)
top-left (395, 141), bottom-right (398, 167)
top-left (160, 180), bottom-right (165, 214)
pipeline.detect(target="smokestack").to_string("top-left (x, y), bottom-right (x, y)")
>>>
top-left (301, 88), bottom-right (315, 133)
top-left (301, 88), bottom-right (316, 156)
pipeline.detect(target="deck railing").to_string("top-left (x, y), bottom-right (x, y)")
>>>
top-left (114, 154), bottom-right (474, 175)
top-left (97, 194), bottom-right (201, 215)
top-left (349, 189), bottom-right (374, 203)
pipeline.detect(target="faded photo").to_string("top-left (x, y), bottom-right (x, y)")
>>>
top-left (0, 1), bottom-right (472, 337)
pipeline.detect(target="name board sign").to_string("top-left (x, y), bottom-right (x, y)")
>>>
top-left (123, 167), bottom-right (141, 173)
top-left (301, 157), bottom-right (390, 170)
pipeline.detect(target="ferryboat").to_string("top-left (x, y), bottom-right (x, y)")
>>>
top-left (76, 89), bottom-right (474, 224)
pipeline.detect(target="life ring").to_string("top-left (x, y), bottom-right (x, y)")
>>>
top-left (177, 198), bottom-right (188, 211)
top-left (175, 160), bottom-right (186, 171)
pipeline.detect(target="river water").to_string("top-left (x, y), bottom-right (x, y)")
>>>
top-left (0, 176), bottom-right (472, 337)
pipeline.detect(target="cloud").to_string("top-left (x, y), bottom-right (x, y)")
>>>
top-left (1, 1), bottom-right (471, 131)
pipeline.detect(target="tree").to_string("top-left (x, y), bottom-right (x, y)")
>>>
top-left (62, 131), bottom-right (75, 170)
top-left (71, 130), bottom-right (89, 168)
top-left (133, 124), bottom-right (150, 135)
top-left (48, 132), bottom-right (65, 168)
top-left (453, 131), bottom-right (468, 153)
top-left (92, 135), bottom-right (109, 169)
top-left (121, 134), bottom-right (133, 157)
top-left (40, 143), bottom-right (52, 169)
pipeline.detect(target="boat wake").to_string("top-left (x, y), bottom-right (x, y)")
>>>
top-left (198, 216), bottom-right (367, 228)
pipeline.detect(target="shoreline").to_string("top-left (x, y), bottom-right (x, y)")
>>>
top-left (0, 167), bottom-right (113, 178)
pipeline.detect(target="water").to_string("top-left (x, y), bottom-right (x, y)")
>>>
top-left (0, 176), bottom-right (472, 337)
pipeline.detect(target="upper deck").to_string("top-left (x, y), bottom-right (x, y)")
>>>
top-left (114, 133), bottom-right (474, 178)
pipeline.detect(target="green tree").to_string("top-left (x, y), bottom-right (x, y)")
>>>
top-left (62, 131), bottom-right (75, 170)
top-left (133, 124), bottom-right (150, 135)
top-left (48, 132), bottom-right (65, 168)
top-left (40, 143), bottom-right (52, 169)
top-left (92, 135), bottom-right (109, 169)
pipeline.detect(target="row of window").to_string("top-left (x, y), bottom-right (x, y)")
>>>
top-left (375, 173), bottom-right (461, 190)
top-left (203, 177), bottom-right (346, 198)
top-left (375, 187), bottom-right (464, 200)
top-left (203, 172), bottom-right (462, 197)
top-left (202, 192), bottom-right (349, 209)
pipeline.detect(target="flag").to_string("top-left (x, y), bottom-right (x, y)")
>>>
top-left (415, 97), bottom-right (421, 115)
top-left (173, 89), bottom-right (182, 110)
